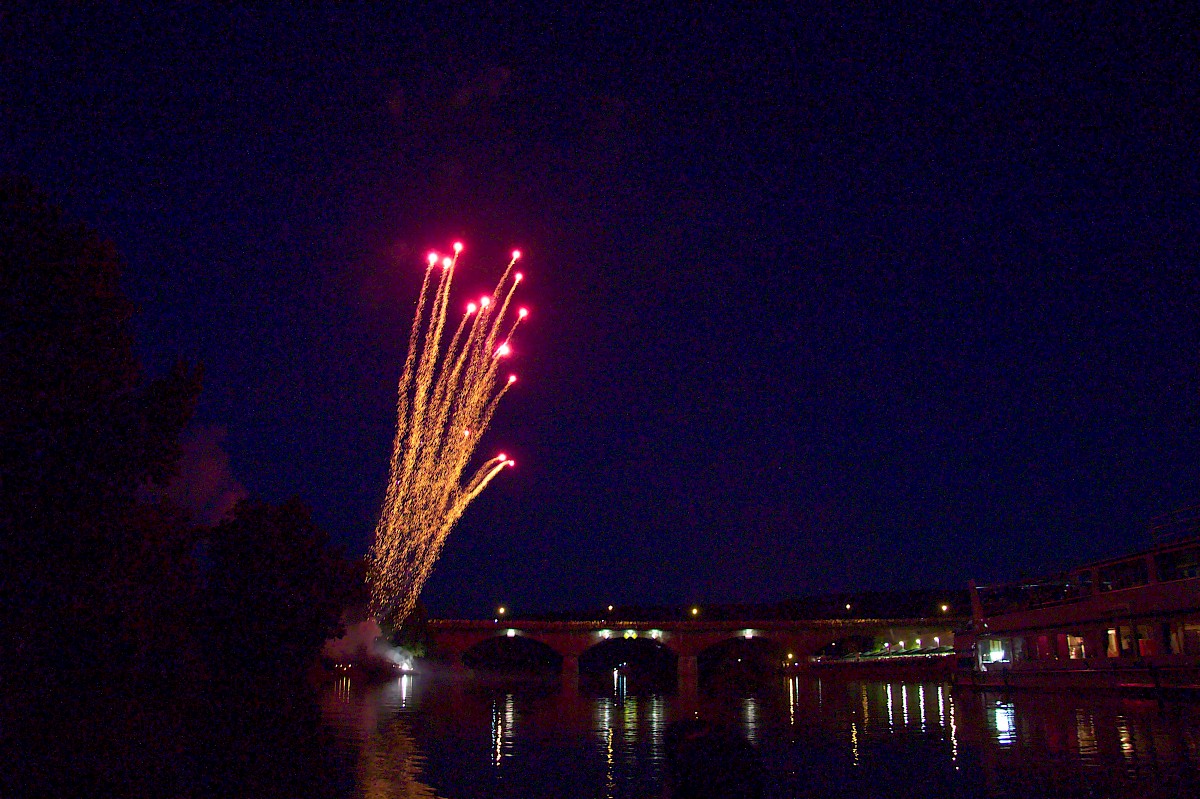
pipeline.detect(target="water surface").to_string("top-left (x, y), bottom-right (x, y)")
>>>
top-left (321, 674), bottom-right (1200, 798)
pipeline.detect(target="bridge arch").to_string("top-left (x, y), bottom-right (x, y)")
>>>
top-left (460, 633), bottom-right (563, 676)
top-left (578, 634), bottom-right (678, 692)
top-left (696, 634), bottom-right (787, 685)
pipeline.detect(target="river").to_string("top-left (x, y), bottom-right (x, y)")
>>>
top-left (320, 673), bottom-right (1200, 798)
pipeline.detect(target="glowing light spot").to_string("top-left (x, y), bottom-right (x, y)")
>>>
top-left (507, 374), bottom-right (517, 384)
top-left (496, 343), bottom-right (511, 357)
top-left (512, 250), bottom-right (521, 260)
top-left (441, 256), bottom-right (452, 269)
top-left (480, 296), bottom-right (491, 308)
top-left (467, 302), bottom-right (477, 313)
top-left (462, 429), bottom-right (470, 437)
top-left (505, 459), bottom-right (515, 467)
top-left (518, 308), bottom-right (528, 319)
top-left (497, 453), bottom-right (506, 461)
top-left (514, 272), bottom-right (523, 282)
top-left (453, 241), bottom-right (463, 252)
top-left (427, 252), bottom-right (439, 265)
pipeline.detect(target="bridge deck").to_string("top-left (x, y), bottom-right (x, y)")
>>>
top-left (429, 617), bottom-right (958, 631)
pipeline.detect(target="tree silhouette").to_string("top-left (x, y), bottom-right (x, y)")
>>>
top-left (200, 498), bottom-right (358, 687)
top-left (0, 176), bottom-right (202, 795)
top-left (1, 175), bottom-right (200, 661)
top-left (1, 177), bottom-right (362, 798)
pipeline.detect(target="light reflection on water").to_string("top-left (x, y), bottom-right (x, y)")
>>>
top-left (741, 696), bottom-right (759, 744)
top-left (489, 692), bottom-right (516, 766)
top-left (321, 675), bottom-right (1200, 799)
top-left (989, 700), bottom-right (1017, 746)
top-left (319, 675), bottom-right (439, 799)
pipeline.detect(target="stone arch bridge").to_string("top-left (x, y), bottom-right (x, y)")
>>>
top-left (428, 618), bottom-right (957, 688)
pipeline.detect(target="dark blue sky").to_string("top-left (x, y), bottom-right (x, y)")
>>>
top-left (4, 5), bottom-right (1198, 616)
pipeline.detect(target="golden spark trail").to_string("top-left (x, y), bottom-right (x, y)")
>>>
top-left (368, 243), bottom-right (529, 621)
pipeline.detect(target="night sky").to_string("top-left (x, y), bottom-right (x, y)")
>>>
top-left (5, 6), bottom-right (1198, 617)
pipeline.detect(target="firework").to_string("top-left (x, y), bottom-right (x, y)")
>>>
top-left (369, 243), bottom-right (527, 621)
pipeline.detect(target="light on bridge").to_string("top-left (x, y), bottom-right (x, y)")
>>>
top-left (623, 630), bottom-right (638, 639)
top-left (691, 606), bottom-right (700, 617)
top-left (506, 629), bottom-right (517, 638)
top-left (941, 604), bottom-right (949, 613)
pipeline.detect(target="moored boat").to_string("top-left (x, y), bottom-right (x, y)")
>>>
top-left (953, 508), bottom-right (1200, 696)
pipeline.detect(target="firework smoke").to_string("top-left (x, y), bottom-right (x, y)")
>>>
top-left (369, 243), bottom-right (527, 621)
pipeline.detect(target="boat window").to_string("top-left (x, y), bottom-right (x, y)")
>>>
top-left (985, 638), bottom-right (1010, 663)
top-left (1097, 558), bottom-right (1149, 592)
top-left (1182, 625), bottom-right (1200, 657)
top-left (1155, 546), bottom-right (1200, 582)
top-left (976, 576), bottom-right (1078, 614)
top-left (1073, 570), bottom-right (1093, 595)
top-left (1119, 626), bottom-right (1135, 654)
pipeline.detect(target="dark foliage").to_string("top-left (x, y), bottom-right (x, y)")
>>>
top-left (0, 176), bottom-right (202, 796)
top-left (200, 497), bottom-right (359, 686)
top-left (0, 179), bottom-right (358, 798)
top-left (0, 175), bottom-right (201, 672)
